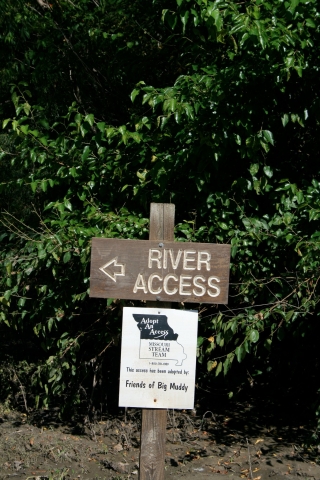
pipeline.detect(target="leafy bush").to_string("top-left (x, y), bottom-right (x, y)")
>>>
top-left (0, 0), bottom-right (320, 426)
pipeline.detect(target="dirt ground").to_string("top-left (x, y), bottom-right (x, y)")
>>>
top-left (0, 396), bottom-right (319, 480)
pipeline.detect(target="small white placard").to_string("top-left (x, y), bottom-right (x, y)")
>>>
top-left (119, 307), bottom-right (198, 409)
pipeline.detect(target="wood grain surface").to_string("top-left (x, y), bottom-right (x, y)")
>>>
top-left (139, 203), bottom-right (173, 480)
top-left (149, 203), bottom-right (175, 242)
top-left (139, 408), bottom-right (167, 480)
top-left (89, 236), bottom-right (230, 304)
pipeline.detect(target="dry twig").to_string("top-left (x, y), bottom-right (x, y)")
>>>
top-left (246, 438), bottom-right (254, 480)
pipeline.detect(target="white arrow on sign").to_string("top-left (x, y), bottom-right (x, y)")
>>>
top-left (99, 257), bottom-right (125, 282)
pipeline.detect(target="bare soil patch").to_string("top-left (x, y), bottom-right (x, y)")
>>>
top-left (0, 398), bottom-right (319, 480)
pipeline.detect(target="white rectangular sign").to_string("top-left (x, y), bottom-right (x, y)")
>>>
top-left (119, 307), bottom-right (198, 409)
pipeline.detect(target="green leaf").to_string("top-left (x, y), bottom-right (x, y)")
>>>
top-left (75, 113), bottom-right (82, 125)
top-left (0, 297), bottom-right (9, 307)
top-left (130, 131), bottom-right (141, 143)
top-left (23, 102), bottom-right (31, 115)
top-left (262, 130), bottom-right (274, 146)
top-left (288, 0), bottom-right (300, 14)
top-left (160, 116), bottom-right (170, 130)
top-left (106, 127), bottom-right (115, 138)
top-left (285, 310), bottom-right (295, 321)
top-left (285, 55), bottom-right (295, 69)
top-left (305, 18), bottom-right (316, 28)
top-left (249, 329), bottom-right (259, 343)
top-left (254, 20), bottom-right (267, 49)
top-left (97, 122), bottom-right (106, 133)
top-left (41, 180), bottom-right (48, 192)
top-left (282, 114), bottom-right (289, 127)
top-left (70, 166), bottom-right (77, 177)
top-left (64, 199), bottom-right (72, 211)
top-left (231, 245), bottom-right (237, 258)
top-left (163, 10), bottom-right (177, 29)
top-left (218, 222), bottom-right (229, 230)
top-left (81, 145), bottom-right (90, 162)
top-left (222, 357), bottom-right (230, 376)
top-left (63, 251), bottom-right (71, 263)
top-left (234, 134), bottom-right (241, 145)
top-left (184, 104), bottom-right (194, 120)
top-left (39, 118), bottom-right (50, 129)
top-left (20, 124), bottom-right (29, 135)
top-left (263, 166), bottom-right (273, 178)
top-left (29, 129), bottom-right (39, 137)
top-left (296, 191), bottom-right (304, 203)
top-left (130, 89), bottom-right (140, 103)
top-left (264, 339), bottom-right (272, 351)
top-left (181, 11), bottom-right (189, 33)
top-left (249, 163), bottom-right (259, 176)
top-left (215, 361), bottom-right (222, 376)
top-left (163, 98), bottom-right (177, 113)
top-left (80, 124), bottom-right (88, 137)
top-left (48, 318), bottom-right (54, 332)
top-left (84, 114), bottom-right (94, 126)
top-left (197, 336), bottom-right (204, 347)
top-left (2, 118), bottom-right (11, 129)
top-left (142, 93), bottom-right (152, 105)
top-left (18, 298), bottom-right (26, 307)
top-left (235, 345), bottom-right (246, 363)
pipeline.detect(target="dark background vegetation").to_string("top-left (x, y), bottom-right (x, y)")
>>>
top-left (0, 0), bottom-right (320, 439)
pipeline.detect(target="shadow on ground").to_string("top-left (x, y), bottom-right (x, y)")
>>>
top-left (0, 382), bottom-right (319, 480)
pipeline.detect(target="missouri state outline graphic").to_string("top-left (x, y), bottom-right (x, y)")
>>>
top-left (133, 314), bottom-right (187, 366)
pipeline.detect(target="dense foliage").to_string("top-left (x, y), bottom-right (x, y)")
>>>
top-left (1, 0), bottom-right (320, 431)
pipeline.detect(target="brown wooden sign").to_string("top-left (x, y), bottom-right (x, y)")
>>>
top-left (90, 238), bottom-right (230, 304)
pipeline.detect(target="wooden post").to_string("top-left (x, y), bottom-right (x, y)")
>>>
top-left (139, 203), bottom-right (175, 480)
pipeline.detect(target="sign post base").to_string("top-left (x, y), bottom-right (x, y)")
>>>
top-left (139, 408), bottom-right (167, 480)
